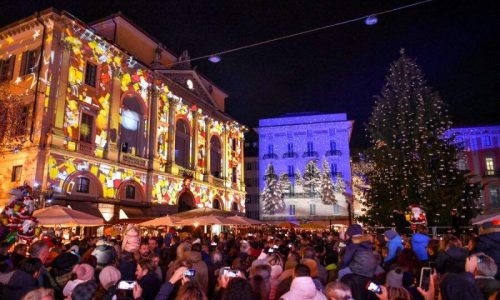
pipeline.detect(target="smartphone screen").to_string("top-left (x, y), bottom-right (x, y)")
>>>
top-left (366, 281), bottom-right (382, 294)
top-left (184, 269), bottom-right (196, 278)
top-left (224, 269), bottom-right (239, 278)
top-left (420, 267), bottom-right (432, 291)
top-left (117, 280), bottom-right (136, 290)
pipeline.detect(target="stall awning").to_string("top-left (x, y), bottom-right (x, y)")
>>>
top-left (50, 200), bottom-right (103, 219)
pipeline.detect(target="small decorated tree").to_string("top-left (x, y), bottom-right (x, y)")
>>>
top-left (303, 160), bottom-right (321, 195)
top-left (279, 173), bottom-right (291, 195)
top-left (320, 159), bottom-right (336, 205)
top-left (261, 164), bottom-right (284, 215)
top-left (335, 173), bottom-right (347, 196)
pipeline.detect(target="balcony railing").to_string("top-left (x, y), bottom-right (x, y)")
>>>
top-left (325, 149), bottom-right (342, 157)
top-left (282, 152), bottom-right (298, 159)
top-left (78, 142), bottom-right (96, 156)
top-left (302, 151), bottom-right (319, 158)
top-left (263, 153), bottom-right (279, 160)
top-left (120, 153), bottom-right (148, 168)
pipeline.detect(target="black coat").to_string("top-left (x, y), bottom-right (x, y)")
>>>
top-left (3, 270), bottom-right (38, 300)
top-left (435, 247), bottom-right (468, 274)
top-left (476, 232), bottom-right (500, 279)
top-left (138, 273), bottom-right (161, 300)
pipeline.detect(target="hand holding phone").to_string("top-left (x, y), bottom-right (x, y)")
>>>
top-left (419, 267), bottom-right (432, 291)
top-left (184, 269), bottom-right (196, 279)
top-left (366, 281), bottom-right (382, 294)
top-left (117, 280), bottom-right (136, 290)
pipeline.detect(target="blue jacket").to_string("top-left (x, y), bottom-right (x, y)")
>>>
top-left (384, 235), bottom-right (403, 263)
top-left (411, 233), bottom-right (431, 261)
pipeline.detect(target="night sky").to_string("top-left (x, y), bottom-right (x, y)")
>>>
top-left (1, 0), bottom-right (499, 148)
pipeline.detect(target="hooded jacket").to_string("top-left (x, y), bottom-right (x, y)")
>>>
top-left (435, 246), bottom-right (468, 274)
top-left (384, 235), bottom-right (403, 264)
top-left (411, 233), bottom-right (431, 261)
top-left (3, 270), bottom-right (38, 299)
top-left (184, 250), bottom-right (209, 294)
top-left (280, 276), bottom-right (327, 300)
top-left (340, 234), bottom-right (373, 268)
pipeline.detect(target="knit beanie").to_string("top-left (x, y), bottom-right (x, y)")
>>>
top-left (73, 263), bottom-right (95, 281)
top-left (386, 268), bottom-right (403, 288)
top-left (384, 230), bottom-right (398, 241)
top-left (346, 224), bottom-right (363, 238)
top-left (99, 266), bottom-right (121, 290)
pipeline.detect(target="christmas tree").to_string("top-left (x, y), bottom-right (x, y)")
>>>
top-left (260, 164), bottom-right (284, 214)
top-left (320, 159), bottom-right (336, 205)
top-left (303, 160), bottom-right (321, 195)
top-left (279, 173), bottom-right (291, 195)
top-left (335, 173), bottom-right (346, 195)
top-left (359, 50), bottom-right (480, 227)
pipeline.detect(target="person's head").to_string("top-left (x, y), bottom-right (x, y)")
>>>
top-left (416, 225), bottom-right (428, 234)
top-left (249, 274), bottom-right (269, 300)
top-left (136, 258), bottom-right (154, 280)
top-left (71, 280), bottom-right (98, 300)
top-left (19, 258), bottom-right (43, 278)
top-left (139, 241), bottom-right (151, 258)
top-left (29, 240), bottom-right (50, 264)
top-left (384, 230), bottom-right (399, 241)
top-left (293, 263), bottom-right (311, 278)
top-left (325, 282), bottom-right (352, 300)
top-left (99, 266), bottom-right (121, 290)
top-left (21, 288), bottom-right (54, 300)
top-left (387, 287), bottom-right (411, 300)
top-left (302, 246), bottom-right (315, 259)
top-left (151, 253), bottom-right (160, 268)
top-left (222, 277), bottom-right (257, 300)
top-left (345, 224), bottom-right (363, 240)
top-left (442, 235), bottom-right (462, 251)
top-left (249, 264), bottom-right (271, 282)
top-left (177, 242), bottom-right (191, 260)
top-left (439, 273), bottom-right (483, 300)
top-left (191, 243), bottom-right (202, 253)
top-left (287, 251), bottom-right (300, 263)
top-left (427, 239), bottom-right (440, 256)
top-left (14, 243), bottom-right (28, 256)
top-left (466, 253), bottom-right (498, 277)
top-left (148, 238), bottom-right (158, 251)
top-left (176, 281), bottom-right (207, 300)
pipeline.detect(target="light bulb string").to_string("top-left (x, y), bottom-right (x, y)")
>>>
top-left (171, 0), bottom-right (433, 66)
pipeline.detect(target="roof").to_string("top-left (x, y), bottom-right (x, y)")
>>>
top-left (259, 112), bottom-right (350, 127)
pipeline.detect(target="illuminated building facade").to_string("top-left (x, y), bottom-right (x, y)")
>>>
top-left (446, 125), bottom-right (500, 212)
top-left (258, 113), bottom-right (353, 221)
top-left (0, 9), bottom-right (246, 220)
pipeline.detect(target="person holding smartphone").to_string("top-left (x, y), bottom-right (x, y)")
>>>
top-left (135, 258), bottom-right (161, 300)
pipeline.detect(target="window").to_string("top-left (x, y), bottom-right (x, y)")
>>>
top-left (309, 204), bottom-right (316, 215)
top-left (330, 140), bottom-right (337, 151)
top-left (486, 157), bottom-right (495, 175)
top-left (76, 177), bottom-right (90, 193)
top-left (125, 185), bottom-right (136, 199)
top-left (231, 139), bottom-right (237, 151)
top-left (330, 163), bottom-right (337, 176)
top-left (14, 106), bottom-right (29, 136)
top-left (0, 56), bottom-right (15, 82)
top-left (289, 204), bottom-right (296, 215)
top-left (483, 136), bottom-right (492, 147)
top-left (79, 113), bottom-right (94, 144)
top-left (457, 159), bottom-right (467, 171)
top-left (121, 95), bottom-right (145, 156)
top-left (232, 168), bottom-right (237, 183)
top-left (20, 50), bottom-right (38, 76)
top-left (307, 142), bottom-right (314, 152)
top-left (288, 165), bottom-right (294, 177)
top-left (268, 144), bottom-right (274, 155)
top-left (175, 119), bottom-right (190, 168)
top-left (210, 136), bottom-right (222, 177)
top-left (84, 62), bottom-right (97, 87)
top-left (333, 204), bottom-right (340, 214)
top-left (11, 165), bottom-right (22, 182)
top-left (246, 162), bottom-right (252, 170)
top-left (287, 143), bottom-right (294, 153)
top-left (490, 186), bottom-right (499, 208)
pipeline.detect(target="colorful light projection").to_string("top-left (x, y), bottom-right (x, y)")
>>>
top-left (47, 154), bottom-right (147, 198)
top-left (197, 116), bottom-right (206, 173)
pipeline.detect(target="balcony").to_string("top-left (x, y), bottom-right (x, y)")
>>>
top-left (484, 170), bottom-right (500, 177)
top-left (263, 153), bottom-right (279, 160)
top-left (325, 149), bottom-right (342, 157)
top-left (302, 151), bottom-right (319, 158)
top-left (282, 152), bottom-right (298, 159)
top-left (120, 153), bottom-right (148, 168)
top-left (78, 142), bottom-right (96, 156)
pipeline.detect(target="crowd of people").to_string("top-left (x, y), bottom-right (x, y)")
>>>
top-left (0, 221), bottom-right (499, 300)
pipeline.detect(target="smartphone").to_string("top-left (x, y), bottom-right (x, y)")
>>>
top-left (184, 269), bottom-right (196, 278)
top-left (268, 248), bottom-right (274, 253)
top-left (288, 243), bottom-right (293, 248)
top-left (419, 267), bottom-right (432, 291)
top-left (210, 242), bottom-right (217, 246)
top-left (117, 280), bottom-right (136, 290)
top-left (366, 281), bottom-right (382, 294)
top-left (224, 269), bottom-right (239, 278)
top-left (338, 242), bottom-right (346, 248)
top-left (273, 244), bottom-right (279, 249)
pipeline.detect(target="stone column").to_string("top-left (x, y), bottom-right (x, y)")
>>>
top-left (146, 76), bottom-right (158, 203)
top-left (204, 118), bottom-right (211, 178)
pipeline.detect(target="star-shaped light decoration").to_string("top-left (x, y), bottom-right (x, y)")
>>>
top-left (32, 30), bottom-right (40, 40)
top-left (14, 77), bottom-right (22, 85)
top-left (6, 36), bottom-right (14, 44)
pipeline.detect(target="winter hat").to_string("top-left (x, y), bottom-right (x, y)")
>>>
top-left (346, 224), bottom-right (363, 238)
top-left (99, 265), bottom-right (121, 289)
top-left (301, 258), bottom-right (318, 277)
top-left (384, 230), bottom-right (398, 241)
top-left (349, 250), bottom-right (377, 278)
top-left (52, 252), bottom-right (79, 277)
top-left (63, 279), bottom-right (85, 297)
top-left (439, 273), bottom-right (483, 300)
top-left (71, 280), bottom-right (98, 300)
top-left (386, 268), bottom-right (403, 288)
top-left (73, 263), bottom-right (95, 281)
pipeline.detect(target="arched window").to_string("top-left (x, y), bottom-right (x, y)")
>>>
top-left (175, 119), bottom-right (190, 168)
top-left (125, 185), bottom-right (136, 199)
top-left (210, 136), bottom-right (222, 177)
top-left (213, 198), bottom-right (221, 210)
top-left (120, 95), bottom-right (145, 157)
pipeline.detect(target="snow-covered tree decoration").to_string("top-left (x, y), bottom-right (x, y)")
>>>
top-left (320, 159), bottom-right (336, 205)
top-left (335, 173), bottom-right (346, 195)
top-left (359, 50), bottom-right (480, 226)
top-left (279, 173), bottom-right (291, 194)
top-left (294, 169), bottom-right (303, 186)
top-left (0, 87), bottom-right (30, 153)
top-left (261, 164), bottom-right (284, 215)
top-left (303, 160), bottom-right (321, 195)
